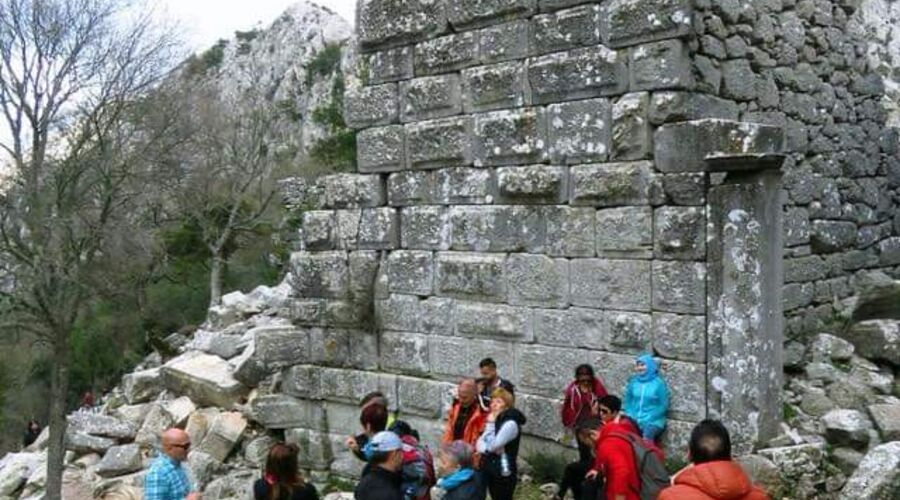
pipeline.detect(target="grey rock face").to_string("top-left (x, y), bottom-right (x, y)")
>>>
top-left (196, 412), bottom-right (247, 462)
top-left (95, 444), bottom-right (142, 478)
top-left (601, 0), bottom-right (692, 48)
top-left (400, 75), bottom-right (461, 122)
top-left (67, 413), bottom-right (137, 440)
top-left (868, 404), bottom-right (900, 441)
top-left (547, 98), bottom-right (611, 164)
top-left (461, 62), bottom-right (529, 113)
top-left (822, 409), bottom-right (873, 450)
top-left (121, 368), bottom-right (163, 405)
top-left (843, 320), bottom-right (900, 367)
top-left (473, 107), bottom-right (547, 166)
top-left (406, 117), bottom-right (473, 169)
top-left (528, 46), bottom-right (627, 103)
top-left (839, 441), bottom-right (900, 500)
top-left (161, 352), bottom-right (248, 408)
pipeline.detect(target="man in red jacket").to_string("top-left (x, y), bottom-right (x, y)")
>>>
top-left (585, 396), bottom-right (643, 500)
top-left (659, 420), bottom-right (769, 500)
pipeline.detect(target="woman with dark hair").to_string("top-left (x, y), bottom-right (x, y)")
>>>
top-left (253, 442), bottom-right (319, 500)
top-left (561, 364), bottom-right (607, 464)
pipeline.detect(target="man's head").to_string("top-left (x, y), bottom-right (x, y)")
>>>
top-left (479, 358), bottom-right (498, 383)
top-left (689, 419), bottom-right (732, 464)
top-left (438, 440), bottom-right (474, 476)
top-left (160, 428), bottom-right (191, 462)
top-left (596, 395), bottom-right (621, 424)
top-left (457, 378), bottom-right (478, 407)
top-left (368, 431), bottom-right (404, 472)
top-left (575, 417), bottom-right (601, 447)
top-left (360, 401), bottom-right (388, 435)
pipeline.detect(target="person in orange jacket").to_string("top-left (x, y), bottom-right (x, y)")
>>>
top-left (442, 379), bottom-right (487, 446)
top-left (585, 396), bottom-right (650, 500)
top-left (659, 420), bottom-right (770, 500)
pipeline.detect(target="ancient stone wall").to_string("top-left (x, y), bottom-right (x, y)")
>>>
top-left (689, 0), bottom-right (900, 336)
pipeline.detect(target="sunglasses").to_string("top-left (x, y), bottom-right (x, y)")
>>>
top-left (172, 442), bottom-right (191, 449)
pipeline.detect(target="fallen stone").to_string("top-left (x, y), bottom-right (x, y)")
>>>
top-left (186, 450), bottom-right (221, 490)
top-left (0, 453), bottom-right (42, 496)
top-left (735, 454), bottom-right (782, 497)
top-left (121, 368), bottom-right (163, 404)
top-left (202, 469), bottom-right (256, 499)
top-left (67, 413), bottom-right (137, 440)
top-left (799, 390), bottom-right (835, 417)
top-left (161, 351), bottom-right (249, 408)
top-left (185, 408), bottom-right (220, 447)
top-left (822, 409), bottom-right (872, 449)
top-left (839, 441), bottom-right (900, 499)
top-left (757, 444), bottom-right (825, 499)
top-left (807, 333), bottom-right (854, 363)
top-left (73, 453), bottom-right (102, 469)
top-left (163, 396), bottom-right (197, 428)
top-left (65, 432), bottom-right (117, 454)
top-left (112, 403), bottom-right (154, 428)
top-left (244, 435), bottom-right (277, 467)
top-left (831, 447), bottom-right (864, 475)
top-left (196, 412), bottom-right (248, 462)
top-left (135, 404), bottom-right (174, 449)
top-left (850, 271), bottom-right (900, 322)
top-left (842, 320), bottom-right (900, 367)
top-left (868, 404), bottom-right (900, 441)
top-left (95, 444), bottom-right (143, 478)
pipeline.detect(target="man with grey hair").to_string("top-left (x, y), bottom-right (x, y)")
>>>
top-left (436, 440), bottom-right (481, 500)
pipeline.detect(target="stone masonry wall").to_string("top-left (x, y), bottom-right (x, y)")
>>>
top-left (256, 0), bottom-right (791, 470)
top-left (690, 0), bottom-right (900, 337)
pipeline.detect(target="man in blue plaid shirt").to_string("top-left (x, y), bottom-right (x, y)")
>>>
top-left (143, 428), bottom-right (200, 500)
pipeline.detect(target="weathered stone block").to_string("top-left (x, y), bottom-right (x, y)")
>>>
top-left (317, 368), bottom-right (397, 406)
top-left (251, 395), bottom-right (326, 430)
top-left (387, 250), bottom-right (433, 295)
top-left (505, 254), bottom-right (569, 307)
top-left (652, 313), bottom-right (705, 362)
top-left (285, 428), bottom-right (333, 469)
top-left (435, 252), bottom-right (506, 301)
top-left (654, 120), bottom-right (784, 173)
top-left (387, 171), bottom-right (433, 206)
top-left (840, 441), bottom-right (900, 499)
top-left (448, 0), bottom-right (536, 29)
top-left (602, 0), bottom-right (692, 48)
top-left (362, 46), bottom-right (413, 84)
top-left (658, 359), bottom-right (706, 420)
top-left (250, 325), bottom-right (311, 372)
top-left (654, 206), bottom-right (706, 260)
top-left (405, 116), bottom-right (473, 169)
top-left (309, 328), bottom-right (354, 366)
top-left (569, 161), bottom-right (654, 206)
top-left (344, 83), bottom-right (399, 129)
top-left (400, 206), bottom-right (451, 250)
top-left (196, 412), bottom-right (247, 463)
top-left (429, 335), bottom-right (470, 377)
top-left (96, 444), bottom-right (143, 478)
top-left (357, 0), bottom-right (447, 50)
top-left (648, 91), bottom-right (739, 125)
top-left (547, 98), bottom-right (611, 164)
top-left (652, 261), bottom-right (706, 313)
top-left (720, 59), bottom-right (757, 101)
top-left (528, 46), bottom-right (627, 104)
top-left (657, 173), bottom-right (707, 206)
top-left (357, 125), bottom-right (405, 173)
top-left (290, 252), bottom-right (349, 298)
top-left (161, 352), bottom-right (248, 409)
top-left (496, 165), bottom-right (567, 203)
top-left (397, 376), bottom-right (451, 418)
top-left (450, 206), bottom-right (544, 252)
top-left (414, 32), bottom-right (477, 75)
top-left (378, 294), bottom-right (420, 332)
top-left (349, 250), bottom-right (381, 295)
top-left (121, 368), bottom-right (162, 405)
top-left (810, 220), bottom-right (857, 253)
top-left (517, 345), bottom-right (593, 394)
top-left (301, 211), bottom-right (335, 251)
top-left (544, 206), bottom-right (596, 257)
top-left (357, 208), bottom-right (399, 249)
top-left (530, 5), bottom-right (601, 56)
top-left (630, 40), bottom-right (693, 91)
top-left (878, 237), bottom-right (900, 266)
top-left (518, 393), bottom-right (563, 440)
top-left (473, 107), bottom-right (547, 166)
top-left (534, 307), bottom-right (651, 351)
top-left (596, 206), bottom-right (652, 258)
top-left (455, 301), bottom-right (533, 340)
top-left (322, 174), bottom-right (386, 208)
top-left (281, 365), bottom-right (321, 399)
top-left (334, 210), bottom-right (362, 250)
top-left (611, 92), bottom-right (652, 160)
top-left (570, 259), bottom-right (651, 311)
top-left (380, 331), bottom-right (430, 374)
top-left (478, 20), bottom-right (529, 63)
top-left (785, 255), bottom-right (826, 283)
top-left (419, 297), bottom-right (453, 335)
top-left (400, 75), bottom-right (462, 122)
top-left (461, 62), bottom-right (529, 113)
top-left (868, 404), bottom-right (900, 441)
top-left (349, 331), bottom-right (381, 370)
top-left (434, 167), bottom-right (496, 204)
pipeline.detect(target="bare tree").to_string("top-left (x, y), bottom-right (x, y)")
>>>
top-left (0, 1), bottom-right (178, 497)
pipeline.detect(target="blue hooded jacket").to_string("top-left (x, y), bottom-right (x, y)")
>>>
top-left (623, 354), bottom-right (670, 431)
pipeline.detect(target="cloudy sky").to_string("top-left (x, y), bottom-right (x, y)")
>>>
top-left (159, 0), bottom-right (357, 50)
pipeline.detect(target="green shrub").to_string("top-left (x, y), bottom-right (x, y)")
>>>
top-left (526, 451), bottom-right (567, 484)
top-left (305, 43), bottom-right (343, 87)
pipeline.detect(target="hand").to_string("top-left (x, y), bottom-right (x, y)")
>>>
top-left (186, 493), bottom-right (201, 500)
top-left (345, 436), bottom-right (358, 451)
top-left (585, 469), bottom-right (598, 480)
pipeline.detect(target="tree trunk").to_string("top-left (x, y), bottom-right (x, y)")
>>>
top-left (45, 333), bottom-right (70, 500)
top-left (209, 252), bottom-right (224, 308)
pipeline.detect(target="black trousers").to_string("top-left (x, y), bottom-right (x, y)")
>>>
top-left (481, 470), bottom-right (516, 500)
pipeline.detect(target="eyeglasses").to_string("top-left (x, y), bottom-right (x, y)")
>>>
top-left (171, 442), bottom-right (191, 449)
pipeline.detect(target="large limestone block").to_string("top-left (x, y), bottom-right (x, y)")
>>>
top-left (358, 207), bottom-right (400, 249)
top-left (654, 119), bottom-right (784, 173)
top-left (405, 117), bottom-right (473, 169)
top-left (496, 165), bottom-right (567, 204)
top-left (286, 428), bottom-right (334, 469)
top-left (434, 167), bottom-right (495, 204)
top-left (534, 307), bottom-right (650, 352)
top-left (601, 0), bottom-right (692, 48)
top-left (234, 326), bottom-right (310, 386)
top-left (648, 91), bottom-right (739, 125)
top-left (518, 393), bottom-right (563, 441)
top-left (810, 220), bottom-right (857, 253)
top-left (530, 5), bottom-right (601, 56)
top-left (569, 161), bottom-right (654, 206)
top-left (544, 206), bottom-right (596, 257)
top-left (357, 125), bottom-right (406, 173)
top-left (596, 206), bottom-right (653, 258)
top-left (528, 46), bottom-right (627, 104)
top-left (388, 171), bottom-right (434, 206)
top-left (842, 320), bottom-right (900, 367)
top-left (161, 352), bottom-right (248, 408)
top-left (362, 46), bottom-right (413, 84)
top-left (868, 404), bottom-right (900, 441)
top-left (121, 368), bottom-right (163, 405)
top-left (0, 453), bottom-right (41, 496)
top-left (357, 0), bottom-right (447, 50)
top-left (67, 413), bottom-right (137, 440)
top-left (163, 396), bottom-right (196, 428)
top-left (435, 252), bottom-right (506, 301)
top-left (197, 412), bottom-right (247, 462)
top-left (450, 206), bottom-right (545, 253)
top-left (290, 251), bottom-right (350, 299)
top-left (652, 261), bottom-right (706, 314)
top-left (570, 258), bottom-right (651, 311)
top-left (461, 62), bottom-right (529, 113)
top-left (517, 345), bottom-right (593, 395)
top-left (611, 92), bottom-right (652, 160)
top-left (318, 367), bottom-right (397, 406)
top-left (547, 98), bottom-right (611, 165)
top-left (839, 441), bottom-right (900, 500)
top-left (455, 301), bottom-right (534, 341)
top-left (629, 40), bottom-right (693, 91)
top-left (380, 331), bottom-right (430, 374)
top-left (95, 444), bottom-right (143, 478)
top-left (414, 32), bottom-right (478, 75)
top-left (478, 20), bottom-right (529, 64)
top-left (321, 174), bottom-right (385, 208)
top-left (448, 0), bottom-right (535, 29)
top-left (387, 250), bottom-right (434, 295)
top-left (251, 395), bottom-right (326, 430)
top-left (651, 313), bottom-right (705, 362)
top-left (822, 409), bottom-right (872, 450)
top-left (400, 75), bottom-right (462, 123)
top-left (66, 432), bottom-right (117, 454)
top-left (343, 83), bottom-right (399, 129)
top-left (135, 404), bottom-right (175, 449)
top-left (653, 206), bottom-right (706, 260)
top-left (397, 376), bottom-right (452, 418)
top-left (505, 253), bottom-right (569, 307)
top-left (473, 108), bottom-right (547, 166)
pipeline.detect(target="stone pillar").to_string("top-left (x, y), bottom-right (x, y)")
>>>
top-left (706, 160), bottom-right (785, 453)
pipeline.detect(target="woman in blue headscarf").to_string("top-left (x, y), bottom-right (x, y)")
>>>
top-left (622, 354), bottom-right (670, 442)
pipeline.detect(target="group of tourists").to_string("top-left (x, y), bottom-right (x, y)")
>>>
top-left (141, 355), bottom-right (770, 500)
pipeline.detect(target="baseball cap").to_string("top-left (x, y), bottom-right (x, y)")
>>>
top-left (369, 431), bottom-right (403, 452)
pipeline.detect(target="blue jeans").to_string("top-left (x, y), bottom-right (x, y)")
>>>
top-left (642, 424), bottom-right (663, 441)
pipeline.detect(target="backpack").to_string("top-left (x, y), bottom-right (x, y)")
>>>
top-left (607, 432), bottom-right (670, 500)
top-left (399, 434), bottom-right (436, 500)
